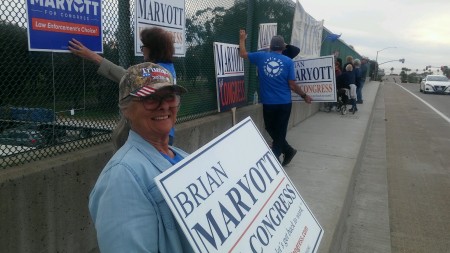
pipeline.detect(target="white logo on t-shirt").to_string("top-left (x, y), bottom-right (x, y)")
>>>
top-left (264, 57), bottom-right (284, 77)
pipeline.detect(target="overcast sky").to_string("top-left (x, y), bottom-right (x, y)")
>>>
top-left (297, 0), bottom-right (450, 74)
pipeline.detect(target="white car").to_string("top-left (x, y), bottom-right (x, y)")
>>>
top-left (419, 75), bottom-right (450, 94)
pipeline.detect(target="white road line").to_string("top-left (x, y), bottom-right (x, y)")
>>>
top-left (393, 82), bottom-right (450, 124)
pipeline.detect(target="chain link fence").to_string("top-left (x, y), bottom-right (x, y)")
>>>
top-left (2, 0), bottom-right (350, 169)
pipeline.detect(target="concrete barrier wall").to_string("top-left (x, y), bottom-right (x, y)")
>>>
top-left (0, 103), bottom-right (318, 253)
top-left (0, 144), bottom-right (111, 253)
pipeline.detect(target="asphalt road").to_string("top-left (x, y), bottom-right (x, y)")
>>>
top-left (342, 76), bottom-right (450, 253)
top-left (384, 77), bottom-right (450, 252)
top-left (391, 77), bottom-right (450, 119)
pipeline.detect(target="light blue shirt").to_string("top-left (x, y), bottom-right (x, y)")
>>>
top-left (89, 130), bottom-right (194, 253)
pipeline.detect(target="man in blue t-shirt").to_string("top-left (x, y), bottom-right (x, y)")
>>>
top-left (239, 30), bottom-right (312, 166)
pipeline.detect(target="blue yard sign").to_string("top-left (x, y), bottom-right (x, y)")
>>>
top-left (26, 0), bottom-right (102, 52)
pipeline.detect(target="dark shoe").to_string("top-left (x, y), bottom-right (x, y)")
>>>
top-left (356, 100), bottom-right (363, 104)
top-left (349, 107), bottom-right (358, 114)
top-left (282, 149), bottom-right (297, 166)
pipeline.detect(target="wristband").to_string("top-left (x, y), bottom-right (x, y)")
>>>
top-left (300, 93), bottom-right (307, 99)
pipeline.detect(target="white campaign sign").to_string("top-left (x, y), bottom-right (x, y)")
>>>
top-left (293, 55), bottom-right (337, 102)
top-left (290, 0), bottom-right (323, 59)
top-left (155, 117), bottom-right (323, 253)
top-left (258, 23), bottom-right (277, 51)
top-left (134, 0), bottom-right (186, 57)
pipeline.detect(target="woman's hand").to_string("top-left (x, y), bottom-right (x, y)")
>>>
top-left (68, 38), bottom-right (103, 65)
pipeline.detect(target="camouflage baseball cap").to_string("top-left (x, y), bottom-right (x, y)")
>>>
top-left (119, 62), bottom-right (187, 100)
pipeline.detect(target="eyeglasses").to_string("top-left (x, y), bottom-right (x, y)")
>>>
top-left (132, 93), bottom-right (180, 110)
top-left (140, 45), bottom-right (147, 52)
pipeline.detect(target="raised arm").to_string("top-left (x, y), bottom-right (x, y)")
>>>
top-left (68, 38), bottom-right (103, 65)
top-left (69, 38), bottom-right (126, 83)
top-left (239, 29), bottom-right (248, 59)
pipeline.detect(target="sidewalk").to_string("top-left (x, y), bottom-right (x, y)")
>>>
top-left (284, 81), bottom-right (382, 253)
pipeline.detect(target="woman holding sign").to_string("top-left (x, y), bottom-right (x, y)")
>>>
top-left (88, 62), bottom-right (193, 253)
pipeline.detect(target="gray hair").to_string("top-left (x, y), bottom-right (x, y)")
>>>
top-left (346, 64), bottom-right (353, 72)
top-left (111, 97), bottom-right (132, 150)
top-left (353, 59), bottom-right (361, 67)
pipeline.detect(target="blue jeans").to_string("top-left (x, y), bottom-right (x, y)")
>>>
top-left (357, 79), bottom-right (365, 102)
top-left (263, 103), bottom-right (293, 159)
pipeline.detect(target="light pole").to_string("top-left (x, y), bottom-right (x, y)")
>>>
top-left (375, 46), bottom-right (396, 81)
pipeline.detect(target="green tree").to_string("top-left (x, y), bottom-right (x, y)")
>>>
top-left (182, 0), bottom-right (295, 87)
top-left (407, 72), bottom-right (418, 83)
top-left (400, 70), bottom-right (408, 83)
top-left (442, 66), bottom-right (450, 78)
top-left (0, 21), bottom-right (33, 106)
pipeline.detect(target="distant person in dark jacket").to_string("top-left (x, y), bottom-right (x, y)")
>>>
top-left (343, 55), bottom-right (354, 71)
top-left (353, 59), bottom-right (362, 113)
top-left (354, 59), bottom-right (362, 88)
top-left (357, 58), bottom-right (368, 103)
top-left (342, 64), bottom-right (358, 113)
top-left (326, 57), bottom-right (343, 112)
top-left (335, 57), bottom-right (344, 88)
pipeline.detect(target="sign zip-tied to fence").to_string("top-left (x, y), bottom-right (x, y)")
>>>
top-left (26, 0), bottom-right (101, 131)
top-left (213, 42), bottom-right (246, 125)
